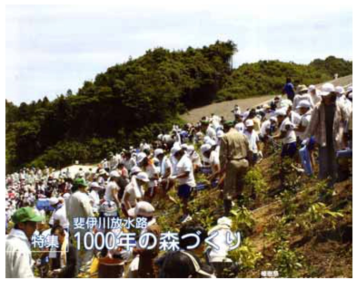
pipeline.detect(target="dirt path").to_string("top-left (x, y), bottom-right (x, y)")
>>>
top-left (181, 75), bottom-right (352, 124)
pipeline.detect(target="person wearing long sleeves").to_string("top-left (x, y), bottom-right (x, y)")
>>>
top-left (6, 207), bottom-right (44, 278)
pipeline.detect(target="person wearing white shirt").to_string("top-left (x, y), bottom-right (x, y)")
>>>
top-left (308, 85), bottom-right (322, 106)
top-left (49, 198), bottom-right (69, 230)
top-left (6, 207), bottom-right (44, 278)
top-left (121, 172), bottom-right (149, 216)
top-left (273, 109), bottom-right (297, 158)
top-left (88, 182), bottom-right (102, 214)
top-left (155, 149), bottom-right (177, 205)
top-left (105, 171), bottom-right (121, 206)
top-left (243, 120), bottom-right (260, 165)
top-left (171, 145), bottom-right (196, 223)
top-left (295, 101), bottom-right (312, 141)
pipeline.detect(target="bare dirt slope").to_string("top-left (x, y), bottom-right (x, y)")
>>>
top-left (181, 75), bottom-right (352, 124)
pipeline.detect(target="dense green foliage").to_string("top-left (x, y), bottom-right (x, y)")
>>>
top-left (6, 41), bottom-right (236, 172)
top-left (6, 40), bottom-right (352, 172)
top-left (216, 56), bottom-right (352, 102)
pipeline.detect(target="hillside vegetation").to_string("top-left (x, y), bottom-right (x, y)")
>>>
top-left (6, 40), bottom-right (352, 172)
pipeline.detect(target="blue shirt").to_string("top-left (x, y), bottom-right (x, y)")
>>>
top-left (283, 82), bottom-right (295, 97)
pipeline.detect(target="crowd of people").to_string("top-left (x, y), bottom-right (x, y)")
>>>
top-left (5, 79), bottom-right (353, 278)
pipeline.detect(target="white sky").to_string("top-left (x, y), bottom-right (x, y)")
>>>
top-left (6, 2), bottom-right (353, 104)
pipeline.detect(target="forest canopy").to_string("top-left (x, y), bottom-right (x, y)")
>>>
top-left (6, 40), bottom-right (352, 172)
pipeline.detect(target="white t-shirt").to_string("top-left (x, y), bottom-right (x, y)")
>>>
top-left (89, 190), bottom-right (100, 212)
top-left (209, 150), bottom-right (220, 173)
top-left (243, 130), bottom-right (259, 153)
top-left (280, 117), bottom-right (296, 144)
top-left (145, 163), bottom-right (158, 188)
top-left (121, 176), bottom-right (144, 207)
top-left (310, 92), bottom-right (322, 106)
top-left (235, 122), bottom-right (245, 133)
top-left (260, 120), bottom-right (272, 138)
top-left (206, 126), bottom-right (217, 141)
top-left (299, 112), bottom-right (312, 140)
top-left (105, 181), bottom-right (120, 202)
top-left (161, 156), bottom-right (173, 177)
top-left (176, 154), bottom-right (196, 187)
top-left (49, 205), bottom-right (69, 229)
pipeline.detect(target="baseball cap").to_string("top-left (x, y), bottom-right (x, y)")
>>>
top-left (297, 100), bottom-right (311, 109)
top-left (99, 201), bottom-right (118, 217)
top-left (275, 109), bottom-right (287, 117)
top-left (171, 145), bottom-right (182, 156)
top-left (217, 216), bottom-right (232, 227)
top-left (224, 121), bottom-right (235, 127)
top-left (90, 182), bottom-right (101, 189)
top-left (335, 86), bottom-right (345, 95)
top-left (308, 85), bottom-right (316, 92)
top-left (245, 119), bottom-right (254, 127)
top-left (110, 170), bottom-right (121, 178)
top-left (74, 178), bottom-right (88, 188)
top-left (130, 166), bottom-right (142, 176)
top-left (216, 130), bottom-right (224, 138)
top-left (136, 152), bottom-right (148, 165)
top-left (154, 148), bottom-right (164, 157)
top-left (12, 207), bottom-right (44, 224)
top-left (49, 197), bottom-right (59, 205)
top-left (200, 144), bottom-right (212, 154)
top-left (136, 172), bottom-right (150, 183)
top-left (128, 201), bottom-right (155, 218)
top-left (98, 169), bottom-right (108, 176)
top-left (320, 83), bottom-right (335, 96)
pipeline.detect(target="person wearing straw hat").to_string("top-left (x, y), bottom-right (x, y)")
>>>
top-left (6, 207), bottom-right (44, 278)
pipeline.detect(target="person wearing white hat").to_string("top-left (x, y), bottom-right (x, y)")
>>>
top-left (136, 152), bottom-right (148, 167)
top-left (104, 170), bottom-right (121, 206)
top-left (89, 182), bottom-right (102, 214)
top-left (200, 143), bottom-right (212, 167)
top-left (234, 112), bottom-right (245, 133)
top-left (130, 166), bottom-right (142, 176)
top-left (187, 145), bottom-right (202, 171)
top-left (243, 120), bottom-right (260, 165)
top-left (97, 168), bottom-right (109, 190)
top-left (335, 85), bottom-right (352, 117)
top-left (207, 217), bottom-right (234, 277)
top-left (139, 152), bottom-right (160, 203)
top-left (124, 201), bottom-right (161, 278)
top-left (49, 197), bottom-right (69, 231)
top-left (306, 82), bottom-right (349, 186)
top-left (171, 146), bottom-right (196, 223)
top-left (294, 100), bottom-right (312, 140)
top-left (308, 84), bottom-right (322, 106)
top-left (260, 116), bottom-right (277, 141)
top-left (201, 119), bottom-right (217, 142)
top-left (156, 148), bottom-right (178, 205)
top-left (121, 172), bottom-right (149, 217)
top-left (122, 151), bottom-right (137, 173)
top-left (273, 108), bottom-right (297, 158)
